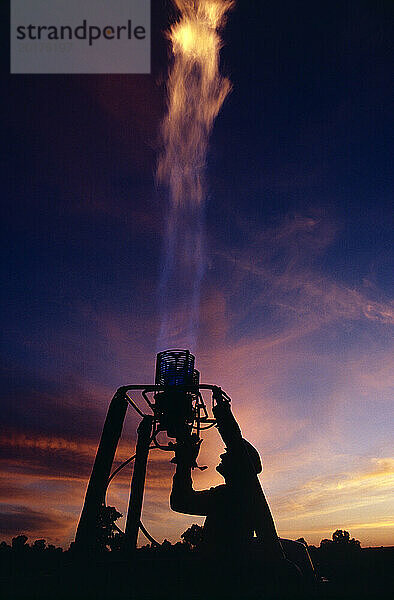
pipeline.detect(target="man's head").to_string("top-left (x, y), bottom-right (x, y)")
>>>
top-left (216, 439), bottom-right (262, 479)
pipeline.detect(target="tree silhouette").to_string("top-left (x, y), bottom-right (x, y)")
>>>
top-left (32, 539), bottom-right (46, 552)
top-left (95, 505), bottom-right (123, 551)
top-left (11, 535), bottom-right (28, 551)
top-left (332, 529), bottom-right (360, 549)
top-left (320, 530), bottom-right (361, 551)
top-left (181, 524), bottom-right (204, 550)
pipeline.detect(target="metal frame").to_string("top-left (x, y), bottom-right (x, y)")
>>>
top-left (75, 384), bottom-right (221, 550)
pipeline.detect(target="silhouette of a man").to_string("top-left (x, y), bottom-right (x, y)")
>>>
top-left (170, 389), bottom-right (284, 558)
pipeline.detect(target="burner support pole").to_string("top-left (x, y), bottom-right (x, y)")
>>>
top-left (124, 415), bottom-right (154, 549)
top-left (75, 388), bottom-right (128, 548)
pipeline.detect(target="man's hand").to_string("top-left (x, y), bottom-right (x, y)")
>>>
top-left (170, 434), bottom-right (202, 469)
top-left (212, 386), bottom-right (229, 406)
top-left (212, 387), bottom-right (242, 448)
top-left (212, 387), bottom-right (232, 422)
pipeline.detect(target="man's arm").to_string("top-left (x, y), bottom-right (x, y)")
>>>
top-left (170, 462), bottom-right (217, 515)
top-left (213, 391), bottom-right (254, 477)
top-left (212, 392), bottom-right (244, 450)
top-left (170, 436), bottom-right (217, 516)
top-left (213, 390), bottom-right (285, 559)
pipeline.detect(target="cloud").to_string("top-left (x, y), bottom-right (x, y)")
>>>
top-left (213, 213), bottom-right (394, 336)
top-left (273, 457), bottom-right (394, 536)
top-left (278, 517), bottom-right (394, 546)
top-left (0, 476), bottom-right (39, 503)
top-left (0, 366), bottom-right (117, 442)
top-left (351, 354), bottom-right (394, 394)
top-left (0, 425), bottom-right (160, 484)
top-left (0, 504), bottom-right (75, 543)
top-left (349, 457), bottom-right (394, 482)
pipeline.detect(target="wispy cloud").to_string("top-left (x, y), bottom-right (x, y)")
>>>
top-left (272, 457), bottom-right (394, 542)
top-left (214, 214), bottom-right (394, 335)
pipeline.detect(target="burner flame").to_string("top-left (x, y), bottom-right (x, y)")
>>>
top-left (157, 0), bottom-right (234, 351)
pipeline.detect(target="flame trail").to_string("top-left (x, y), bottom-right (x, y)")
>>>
top-left (157, 0), bottom-right (234, 351)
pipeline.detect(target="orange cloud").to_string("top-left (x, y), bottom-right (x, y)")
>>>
top-left (271, 456), bottom-right (394, 544)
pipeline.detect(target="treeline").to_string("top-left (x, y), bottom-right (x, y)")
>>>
top-left (0, 524), bottom-right (392, 600)
top-left (0, 522), bottom-right (370, 574)
top-left (0, 523), bottom-right (363, 558)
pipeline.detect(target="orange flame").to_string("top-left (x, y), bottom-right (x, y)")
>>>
top-left (156, 1), bottom-right (233, 350)
top-left (158, 0), bottom-right (234, 206)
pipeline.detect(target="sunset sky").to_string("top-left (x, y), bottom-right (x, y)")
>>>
top-left (1, 1), bottom-right (393, 549)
